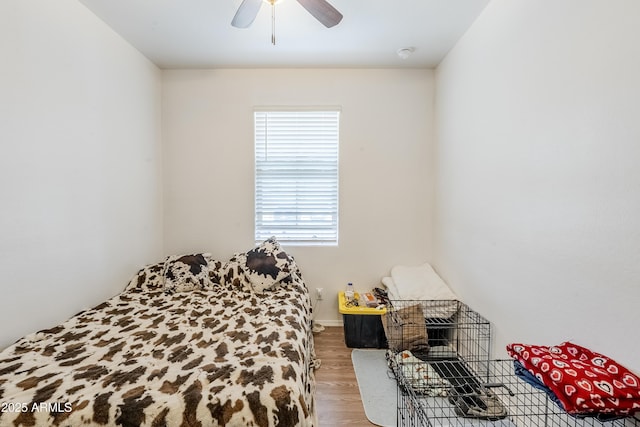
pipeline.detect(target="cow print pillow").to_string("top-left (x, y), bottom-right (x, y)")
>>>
top-left (242, 237), bottom-right (294, 293)
top-left (124, 261), bottom-right (166, 292)
top-left (207, 259), bottom-right (226, 285)
top-left (163, 253), bottom-right (211, 293)
top-left (213, 255), bottom-right (251, 291)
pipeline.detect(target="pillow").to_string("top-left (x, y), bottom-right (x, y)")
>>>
top-left (215, 254), bottom-right (251, 291)
top-left (382, 303), bottom-right (429, 354)
top-left (124, 262), bottom-right (165, 292)
top-left (242, 237), bottom-right (295, 293)
top-left (163, 253), bottom-right (211, 293)
top-left (207, 258), bottom-right (226, 285)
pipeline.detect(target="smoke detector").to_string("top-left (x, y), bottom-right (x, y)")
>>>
top-left (397, 47), bottom-right (415, 59)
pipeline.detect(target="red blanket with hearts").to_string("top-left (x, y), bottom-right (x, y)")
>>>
top-left (507, 342), bottom-right (640, 416)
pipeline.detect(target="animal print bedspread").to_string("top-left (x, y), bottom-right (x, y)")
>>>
top-left (0, 261), bottom-right (317, 426)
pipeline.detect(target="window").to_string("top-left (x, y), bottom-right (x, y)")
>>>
top-left (254, 108), bottom-right (340, 245)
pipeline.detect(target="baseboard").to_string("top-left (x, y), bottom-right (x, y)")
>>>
top-left (314, 319), bottom-right (343, 327)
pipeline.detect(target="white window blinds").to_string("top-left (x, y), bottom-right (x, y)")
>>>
top-left (254, 109), bottom-right (340, 245)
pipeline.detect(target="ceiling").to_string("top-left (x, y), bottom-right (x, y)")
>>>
top-left (79, 0), bottom-right (490, 69)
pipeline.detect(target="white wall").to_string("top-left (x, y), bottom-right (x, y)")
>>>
top-left (162, 68), bottom-right (434, 324)
top-left (0, 1), bottom-right (163, 348)
top-left (434, 0), bottom-right (640, 369)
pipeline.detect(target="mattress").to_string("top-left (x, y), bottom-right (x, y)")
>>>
top-left (0, 248), bottom-right (317, 427)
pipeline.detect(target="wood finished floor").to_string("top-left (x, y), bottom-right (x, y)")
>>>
top-left (313, 326), bottom-right (377, 427)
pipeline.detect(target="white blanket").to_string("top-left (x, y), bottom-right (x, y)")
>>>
top-left (390, 263), bottom-right (457, 300)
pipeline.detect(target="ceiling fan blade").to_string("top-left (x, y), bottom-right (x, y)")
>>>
top-left (296, 0), bottom-right (343, 28)
top-left (231, 0), bottom-right (263, 28)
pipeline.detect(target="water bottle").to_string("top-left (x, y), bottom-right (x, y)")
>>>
top-left (345, 282), bottom-right (355, 302)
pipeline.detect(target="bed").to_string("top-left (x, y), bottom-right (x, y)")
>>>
top-left (0, 238), bottom-right (317, 427)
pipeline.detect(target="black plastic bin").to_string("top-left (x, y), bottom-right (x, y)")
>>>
top-left (339, 291), bottom-right (387, 348)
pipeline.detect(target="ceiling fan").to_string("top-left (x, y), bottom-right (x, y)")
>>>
top-left (232, 0), bottom-right (343, 43)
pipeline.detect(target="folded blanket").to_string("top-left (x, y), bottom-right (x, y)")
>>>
top-left (507, 342), bottom-right (640, 417)
top-left (382, 303), bottom-right (430, 354)
top-left (390, 263), bottom-right (457, 300)
top-left (383, 263), bottom-right (457, 318)
top-left (512, 361), bottom-right (625, 421)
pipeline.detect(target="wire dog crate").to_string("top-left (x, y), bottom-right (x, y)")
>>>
top-left (395, 358), bottom-right (640, 427)
top-left (384, 300), bottom-right (491, 365)
top-left (385, 300), bottom-right (640, 427)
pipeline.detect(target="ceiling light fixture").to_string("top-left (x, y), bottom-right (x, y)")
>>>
top-left (232, 0), bottom-right (343, 46)
top-left (397, 47), bottom-right (415, 60)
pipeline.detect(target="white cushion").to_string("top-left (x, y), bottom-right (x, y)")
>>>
top-left (390, 263), bottom-right (457, 301)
